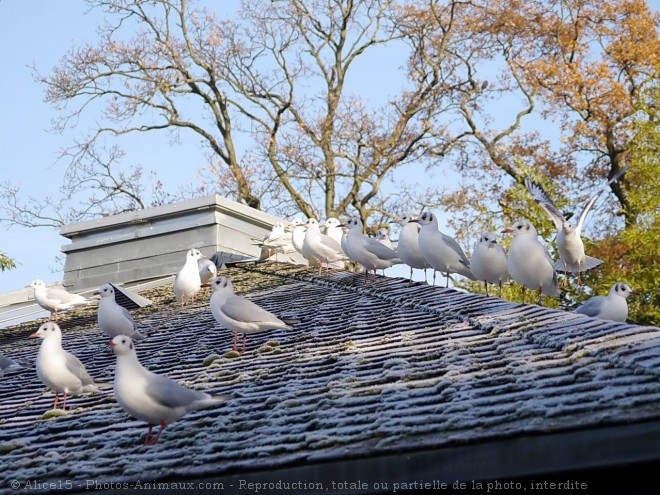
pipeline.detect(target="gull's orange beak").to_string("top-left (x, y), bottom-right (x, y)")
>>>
top-left (501, 228), bottom-right (513, 233)
top-left (108, 340), bottom-right (116, 347)
top-left (29, 332), bottom-right (39, 338)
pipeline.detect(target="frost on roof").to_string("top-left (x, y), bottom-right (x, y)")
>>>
top-left (0, 262), bottom-right (659, 492)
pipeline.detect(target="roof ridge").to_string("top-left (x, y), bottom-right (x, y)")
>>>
top-left (234, 263), bottom-right (660, 381)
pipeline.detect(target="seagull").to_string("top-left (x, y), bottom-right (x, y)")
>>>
top-left (209, 276), bottom-right (294, 354)
top-left (96, 284), bottom-right (146, 340)
top-left (574, 282), bottom-right (636, 322)
top-left (339, 217), bottom-right (402, 282)
top-left (323, 217), bottom-right (349, 269)
top-left (252, 222), bottom-right (296, 261)
top-left (173, 248), bottom-right (206, 306)
top-left (375, 228), bottom-right (395, 251)
top-left (291, 223), bottom-right (321, 269)
top-left (502, 219), bottom-right (560, 301)
top-left (411, 211), bottom-right (475, 287)
top-left (323, 217), bottom-right (346, 251)
top-left (198, 258), bottom-right (217, 287)
top-left (470, 232), bottom-right (509, 297)
top-left (0, 353), bottom-right (21, 378)
top-left (391, 215), bottom-right (431, 283)
top-left (29, 279), bottom-right (95, 321)
top-left (109, 335), bottom-right (227, 445)
top-left (302, 218), bottom-right (346, 272)
top-left (31, 322), bottom-right (107, 410)
top-left (523, 168), bottom-right (625, 285)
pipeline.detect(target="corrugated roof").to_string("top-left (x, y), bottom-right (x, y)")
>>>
top-left (0, 263), bottom-right (659, 493)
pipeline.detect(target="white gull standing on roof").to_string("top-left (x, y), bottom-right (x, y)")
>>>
top-left (523, 168), bottom-right (625, 285)
top-left (29, 279), bottom-right (95, 321)
top-left (302, 218), bottom-right (346, 272)
top-left (323, 217), bottom-right (346, 252)
top-left (96, 284), bottom-right (146, 340)
top-left (411, 211), bottom-right (475, 287)
top-left (31, 322), bottom-right (107, 410)
top-left (209, 276), bottom-right (294, 354)
top-left (173, 248), bottom-right (206, 306)
top-left (574, 282), bottom-right (636, 322)
top-left (291, 222), bottom-right (320, 269)
top-left (502, 219), bottom-right (560, 302)
top-left (340, 217), bottom-right (402, 283)
top-left (392, 214), bottom-right (430, 283)
top-left (109, 335), bottom-right (227, 445)
top-left (470, 232), bottom-right (509, 297)
top-left (252, 222), bottom-right (296, 262)
top-left (198, 258), bottom-right (217, 287)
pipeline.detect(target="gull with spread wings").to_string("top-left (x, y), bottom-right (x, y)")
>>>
top-left (523, 168), bottom-right (625, 285)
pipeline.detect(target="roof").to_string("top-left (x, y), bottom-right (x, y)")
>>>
top-left (1, 262), bottom-right (659, 493)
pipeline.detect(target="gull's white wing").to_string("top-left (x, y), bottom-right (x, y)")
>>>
top-left (524, 177), bottom-right (565, 231)
top-left (221, 295), bottom-right (289, 327)
top-left (441, 233), bottom-right (471, 267)
top-left (145, 372), bottom-right (212, 409)
top-left (575, 167), bottom-right (627, 234)
top-left (575, 296), bottom-right (607, 317)
top-left (364, 238), bottom-right (400, 261)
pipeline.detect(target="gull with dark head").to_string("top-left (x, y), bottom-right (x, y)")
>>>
top-left (470, 232), bottom-right (509, 297)
top-left (502, 219), bottom-right (559, 302)
top-left (109, 335), bottom-right (227, 445)
top-left (340, 217), bottom-right (402, 283)
top-left (31, 322), bottom-right (107, 410)
top-left (173, 248), bottom-right (206, 306)
top-left (574, 282), bottom-right (636, 322)
top-left (29, 279), bottom-right (95, 321)
top-left (411, 211), bottom-right (475, 287)
top-left (209, 276), bottom-right (294, 354)
top-left (96, 284), bottom-right (146, 340)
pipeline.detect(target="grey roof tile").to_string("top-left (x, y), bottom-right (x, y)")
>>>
top-left (0, 262), bottom-right (659, 492)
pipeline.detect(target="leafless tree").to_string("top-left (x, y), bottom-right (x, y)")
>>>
top-left (25, 0), bottom-right (462, 229)
top-left (0, 143), bottom-right (146, 228)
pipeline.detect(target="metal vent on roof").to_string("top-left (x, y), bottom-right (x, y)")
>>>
top-left (210, 251), bottom-right (250, 269)
top-left (110, 283), bottom-right (152, 310)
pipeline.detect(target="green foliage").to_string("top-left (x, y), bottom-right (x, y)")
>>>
top-left (581, 88), bottom-right (660, 326)
top-left (0, 252), bottom-right (15, 272)
top-left (460, 105), bottom-right (660, 326)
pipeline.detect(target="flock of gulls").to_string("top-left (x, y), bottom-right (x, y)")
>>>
top-left (6, 273), bottom-right (279, 445)
top-left (254, 171), bottom-right (635, 320)
top-left (0, 172), bottom-right (636, 445)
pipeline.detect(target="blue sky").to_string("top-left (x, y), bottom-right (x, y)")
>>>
top-left (0, 2), bottom-right (202, 292)
top-left (2, 1), bottom-right (651, 294)
top-left (1, 2), bottom-right (98, 292)
top-left (0, 1), bottom-right (419, 292)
